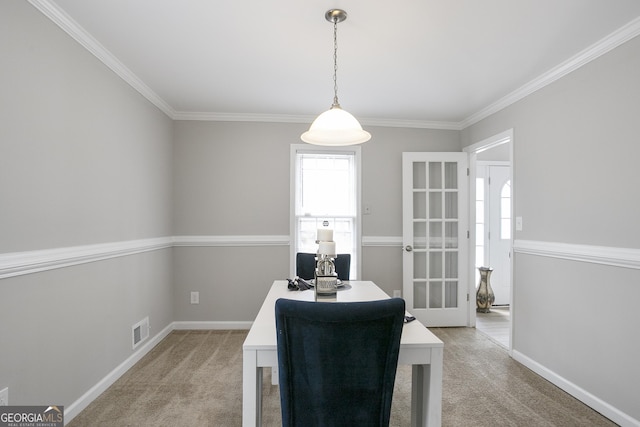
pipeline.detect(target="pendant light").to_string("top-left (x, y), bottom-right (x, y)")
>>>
top-left (301, 9), bottom-right (371, 146)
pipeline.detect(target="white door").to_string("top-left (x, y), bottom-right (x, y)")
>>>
top-left (402, 153), bottom-right (469, 326)
top-left (487, 165), bottom-right (511, 305)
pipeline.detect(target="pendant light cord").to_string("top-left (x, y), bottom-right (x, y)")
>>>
top-left (332, 17), bottom-right (340, 108)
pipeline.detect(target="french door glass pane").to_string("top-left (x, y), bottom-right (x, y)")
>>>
top-left (429, 193), bottom-right (442, 218)
top-left (444, 162), bottom-right (457, 189)
top-left (445, 192), bottom-right (457, 218)
top-left (414, 252), bottom-right (426, 278)
top-left (445, 282), bottom-right (458, 308)
top-left (414, 192), bottom-right (426, 219)
top-left (445, 252), bottom-right (458, 278)
top-left (429, 222), bottom-right (442, 248)
top-left (414, 282), bottom-right (427, 309)
top-left (414, 221), bottom-right (427, 249)
top-left (429, 282), bottom-right (443, 308)
top-left (413, 162), bottom-right (426, 189)
top-left (429, 162), bottom-right (442, 189)
top-left (429, 252), bottom-right (442, 278)
top-left (445, 222), bottom-right (457, 248)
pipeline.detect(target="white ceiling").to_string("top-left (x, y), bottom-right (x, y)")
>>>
top-left (31, 0), bottom-right (640, 129)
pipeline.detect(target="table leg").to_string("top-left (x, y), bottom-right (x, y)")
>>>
top-left (411, 350), bottom-right (443, 426)
top-left (242, 350), bottom-right (263, 427)
top-left (411, 364), bottom-right (426, 427)
top-left (428, 348), bottom-right (443, 426)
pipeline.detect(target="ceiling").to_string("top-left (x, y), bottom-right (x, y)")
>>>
top-left (31, 0), bottom-right (640, 129)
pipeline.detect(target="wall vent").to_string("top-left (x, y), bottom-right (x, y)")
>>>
top-left (132, 317), bottom-right (149, 350)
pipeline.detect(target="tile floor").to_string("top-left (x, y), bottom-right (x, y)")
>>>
top-left (476, 305), bottom-right (510, 348)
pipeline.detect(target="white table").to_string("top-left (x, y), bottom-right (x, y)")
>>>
top-left (242, 280), bottom-right (444, 427)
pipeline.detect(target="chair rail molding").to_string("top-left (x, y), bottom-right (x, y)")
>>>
top-left (172, 235), bottom-right (289, 247)
top-left (513, 239), bottom-right (640, 270)
top-left (0, 237), bottom-right (173, 280)
top-left (362, 236), bottom-right (403, 247)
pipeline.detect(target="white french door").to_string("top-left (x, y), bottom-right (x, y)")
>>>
top-left (402, 153), bottom-right (469, 326)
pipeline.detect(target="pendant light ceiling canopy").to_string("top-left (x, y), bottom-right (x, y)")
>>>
top-left (301, 9), bottom-right (371, 146)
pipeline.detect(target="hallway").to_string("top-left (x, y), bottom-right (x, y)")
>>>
top-left (476, 305), bottom-right (510, 348)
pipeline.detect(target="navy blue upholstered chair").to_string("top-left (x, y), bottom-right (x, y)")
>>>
top-left (275, 297), bottom-right (405, 427)
top-left (295, 252), bottom-right (351, 280)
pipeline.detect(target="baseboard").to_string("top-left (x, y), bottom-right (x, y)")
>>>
top-left (173, 321), bottom-right (252, 330)
top-left (63, 321), bottom-right (251, 423)
top-left (64, 323), bottom-right (174, 424)
top-left (512, 350), bottom-right (639, 427)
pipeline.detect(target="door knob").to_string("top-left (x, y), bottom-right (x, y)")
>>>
top-left (404, 245), bottom-right (413, 252)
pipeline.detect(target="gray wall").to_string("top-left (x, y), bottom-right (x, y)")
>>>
top-left (4, 0), bottom-right (638, 423)
top-left (1, 1), bottom-right (174, 409)
top-left (462, 34), bottom-right (640, 421)
top-left (171, 121), bottom-right (460, 319)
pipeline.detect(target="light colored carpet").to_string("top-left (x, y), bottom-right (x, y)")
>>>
top-left (67, 328), bottom-right (616, 426)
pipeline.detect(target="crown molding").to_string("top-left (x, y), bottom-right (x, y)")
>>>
top-left (171, 111), bottom-right (311, 123)
top-left (27, 0), bottom-right (176, 118)
top-left (359, 118), bottom-right (463, 131)
top-left (29, 1), bottom-right (640, 130)
top-left (460, 16), bottom-right (640, 129)
top-left (172, 111), bottom-right (462, 130)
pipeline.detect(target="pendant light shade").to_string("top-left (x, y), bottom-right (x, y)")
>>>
top-left (301, 9), bottom-right (371, 146)
top-left (301, 105), bottom-right (371, 146)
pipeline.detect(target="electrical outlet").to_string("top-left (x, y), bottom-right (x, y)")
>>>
top-left (393, 290), bottom-right (402, 298)
top-left (190, 291), bottom-right (199, 304)
top-left (0, 387), bottom-right (8, 406)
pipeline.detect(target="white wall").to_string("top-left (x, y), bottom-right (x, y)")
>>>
top-left (461, 34), bottom-right (640, 425)
top-left (0, 1), bottom-right (174, 415)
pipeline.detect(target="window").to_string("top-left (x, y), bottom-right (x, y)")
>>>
top-left (291, 145), bottom-right (361, 279)
top-left (500, 180), bottom-right (511, 240)
top-left (475, 177), bottom-right (485, 269)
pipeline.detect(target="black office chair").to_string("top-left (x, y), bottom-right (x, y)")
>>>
top-left (295, 252), bottom-right (351, 280)
top-left (275, 297), bottom-right (405, 427)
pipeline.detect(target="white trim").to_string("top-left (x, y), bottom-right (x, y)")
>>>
top-left (64, 320), bottom-right (252, 423)
top-left (463, 129), bottom-right (513, 154)
top-left (290, 144), bottom-right (363, 279)
top-left (64, 322), bottom-right (174, 423)
top-left (27, 0), bottom-right (175, 118)
top-left (5, 236), bottom-right (637, 281)
top-left (513, 350), bottom-right (639, 427)
top-left (173, 112), bottom-right (462, 130)
top-left (0, 237), bottom-right (173, 279)
top-left (362, 236), bottom-right (403, 247)
top-left (461, 17), bottom-right (640, 128)
top-left (466, 130), bottom-right (514, 341)
top-left (172, 235), bottom-right (289, 247)
top-left (173, 321), bottom-right (252, 330)
top-left (513, 239), bottom-right (640, 270)
top-left (30, 0), bottom-right (640, 131)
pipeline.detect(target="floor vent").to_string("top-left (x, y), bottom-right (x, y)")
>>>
top-left (132, 317), bottom-right (149, 350)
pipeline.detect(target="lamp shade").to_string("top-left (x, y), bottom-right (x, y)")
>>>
top-left (301, 106), bottom-right (371, 146)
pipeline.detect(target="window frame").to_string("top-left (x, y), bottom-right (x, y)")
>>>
top-left (290, 144), bottom-right (362, 279)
